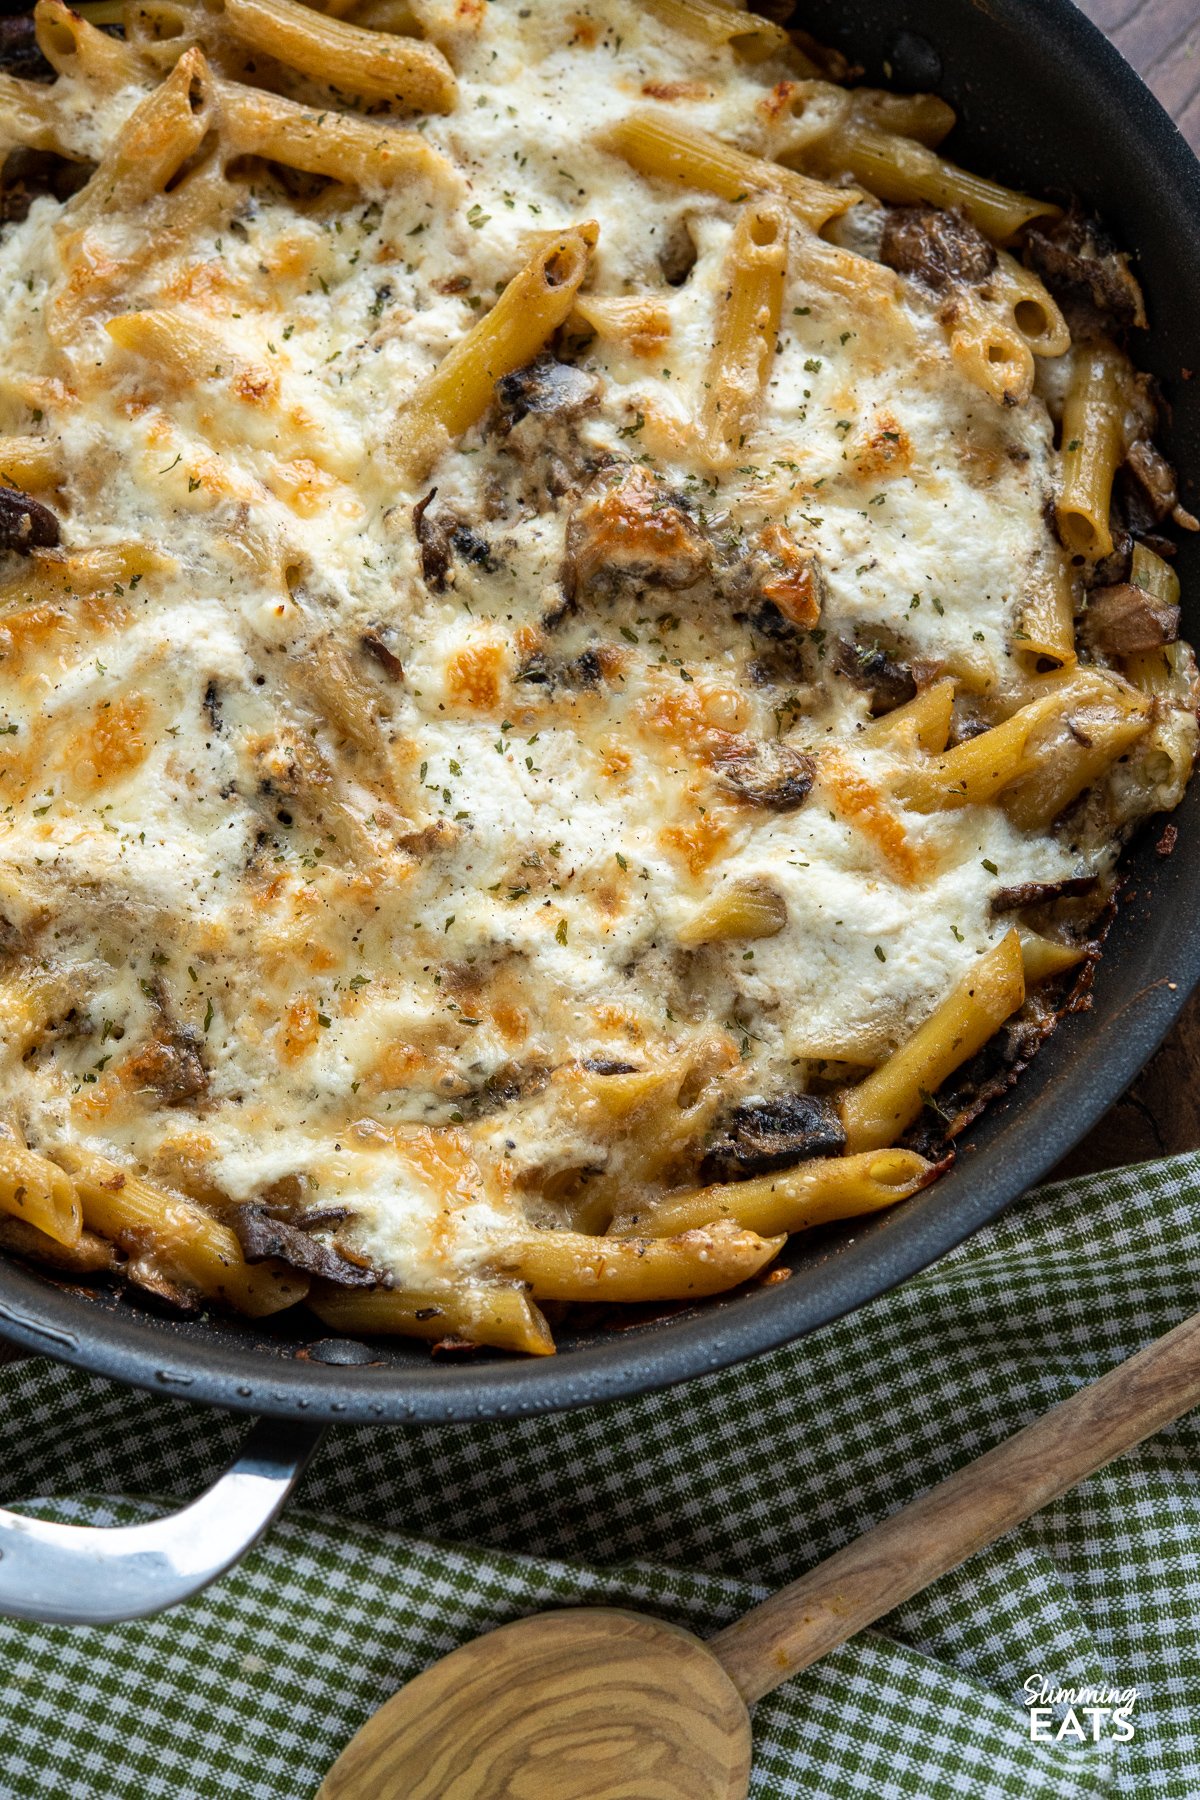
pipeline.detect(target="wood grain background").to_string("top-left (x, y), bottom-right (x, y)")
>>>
top-left (0, 5), bottom-right (1195, 1370)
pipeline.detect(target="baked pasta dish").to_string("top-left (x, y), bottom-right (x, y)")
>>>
top-left (0, 0), bottom-right (1194, 1356)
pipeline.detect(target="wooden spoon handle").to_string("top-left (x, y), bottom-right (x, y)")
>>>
top-left (710, 1305), bottom-right (1200, 1706)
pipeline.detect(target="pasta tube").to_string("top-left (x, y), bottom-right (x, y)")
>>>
top-left (895, 670), bottom-right (1145, 814)
top-left (830, 123), bottom-right (1057, 242)
top-left (34, 0), bottom-right (147, 87)
top-left (624, 1147), bottom-right (934, 1238)
top-left (216, 77), bottom-right (455, 188)
top-left (602, 112), bottom-right (860, 230)
top-left (489, 1221), bottom-right (784, 1302)
top-left (863, 678), bottom-right (955, 754)
top-left (57, 1146), bottom-right (310, 1316)
top-left (1002, 693), bottom-right (1150, 832)
top-left (840, 930), bottom-right (1026, 1152)
top-left (1016, 548), bottom-right (1077, 666)
top-left (1019, 930), bottom-right (1088, 983)
top-left (0, 437), bottom-right (61, 493)
top-left (700, 197), bottom-right (787, 466)
top-left (0, 543), bottom-right (173, 608)
top-left (71, 48), bottom-right (215, 220)
top-left (207, 0), bottom-right (457, 112)
top-left (1057, 341), bottom-right (1129, 560)
top-left (640, 0), bottom-right (792, 61)
top-left (0, 1134), bottom-right (81, 1248)
top-left (391, 223), bottom-right (598, 479)
top-left (308, 1284), bottom-right (554, 1354)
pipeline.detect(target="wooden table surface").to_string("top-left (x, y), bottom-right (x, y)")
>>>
top-left (0, 8), bottom-right (1194, 1382)
top-left (1052, 0), bottom-right (1200, 1177)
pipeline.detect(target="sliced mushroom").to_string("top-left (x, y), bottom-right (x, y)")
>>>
top-left (1122, 439), bottom-right (1179, 531)
top-left (414, 486), bottom-right (451, 591)
top-left (361, 626), bottom-right (404, 681)
top-left (232, 1203), bottom-right (378, 1286)
top-left (715, 742), bottom-right (815, 812)
top-left (1023, 209), bottom-right (1147, 333)
top-left (879, 204), bottom-right (996, 291)
top-left (0, 14), bottom-right (53, 81)
top-left (701, 1093), bottom-right (847, 1183)
top-left (1081, 582), bottom-right (1180, 658)
top-left (992, 876), bottom-right (1099, 912)
top-left (0, 485), bottom-right (61, 553)
top-left (494, 354), bottom-right (599, 425)
top-left (565, 466), bottom-right (712, 599)
top-left (122, 1025), bottom-right (208, 1107)
top-left (834, 637), bottom-right (917, 713)
top-left (2, 146), bottom-right (92, 223)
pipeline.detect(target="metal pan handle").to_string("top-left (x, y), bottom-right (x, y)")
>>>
top-left (0, 1415), bottom-right (325, 1625)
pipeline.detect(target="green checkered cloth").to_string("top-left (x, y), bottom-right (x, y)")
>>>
top-left (1, 1152), bottom-right (1199, 1798)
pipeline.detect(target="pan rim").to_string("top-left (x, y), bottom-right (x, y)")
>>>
top-left (1, 0), bottom-right (1199, 1424)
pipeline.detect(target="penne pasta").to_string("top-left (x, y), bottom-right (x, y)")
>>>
top-left (489, 1220), bottom-right (785, 1302)
top-left (572, 293), bottom-right (673, 359)
top-left (894, 670), bottom-right (1146, 814)
top-left (1002, 690), bottom-right (1151, 833)
top-left (1018, 929), bottom-right (1089, 984)
top-left (0, 437), bottom-right (61, 493)
top-left (308, 1283), bottom-right (555, 1354)
top-left (840, 931), bottom-right (1026, 1153)
top-left (207, 0), bottom-right (458, 111)
top-left (640, 0), bottom-right (792, 62)
top-left (106, 307), bottom-right (272, 395)
top-left (1016, 548), bottom-right (1078, 667)
top-left (1057, 341), bottom-right (1130, 561)
top-left (391, 223), bottom-right (598, 479)
top-left (56, 1146), bottom-right (310, 1316)
top-left (602, 112), bottom-right (861, 230)
top-left (677, 873), bottom-right (787, 946)
top-left (216, 76), bottom-right (455, 188)
top-left (0, 70), bottom-right (78, 158)
top-left (34, 0), bottom-right (148, 88)
top-left (0, 1132), bottom-right (82, 1248)
top-left (863, 678), bottom-right (956, 755)
top-left (0, 543), bottom-right (173, 608)
top-left (621, 1147), bottom-right (934, 1238)
top-left (69, 48), bottom-right (216, 222)
top-left (828, 123), bottom-right (1058, 243)
top-left (700, 197), bottom-right (787, 466)
top-left (947, 289), bottom-right (1036, 408)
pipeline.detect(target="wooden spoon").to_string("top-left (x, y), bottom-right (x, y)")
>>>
top-left (318, 1306), bottom-right (1200, 1799)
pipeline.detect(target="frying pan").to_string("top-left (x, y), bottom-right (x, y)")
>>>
top-left (2, 0), bottom-right (1200, 1625)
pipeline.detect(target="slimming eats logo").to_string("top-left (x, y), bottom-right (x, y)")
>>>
top-left (1023, 1676), bottom-right (1138, 1743)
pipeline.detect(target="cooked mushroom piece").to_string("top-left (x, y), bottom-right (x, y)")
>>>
top-left (834, 637), bottom-right (917, 713)
top-left (0, 485), bottom-right (60, 553)
top-left (1081, 582), bottom-right (1180, 658)
top-left (232, 1203), bottom-right (378, 1286)
top-left (1122, 439), bottom-right (1180, 531)
top-left (992, 875), bottom-right (1099, 911)
top-left (879, 204), bottom-right (997, 290)
top-left (564, 466), bottom-right (712, 598)
top-left (414, 487), bottom-right (451, 591)
top-left (494, 354), bottom-right (599, 425)
top-left (1023, 209), bottom-right (1147, 333)
top-left (361, 626), bottom-right (404, 681)
top-left (716, 743), bottom-right (815, 812)
top-left (122, 1025), bottom-right (208, 1107)
top-left (0, 13), bottom-right (53, 81)
top-left (701, 1093), bottom-right (847, 1182)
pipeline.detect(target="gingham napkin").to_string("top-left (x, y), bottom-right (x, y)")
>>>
top-left (1, 1152), bottom-right (1199, 1799)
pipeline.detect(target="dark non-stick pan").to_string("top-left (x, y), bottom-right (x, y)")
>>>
top-left (2, 0), bottom-right (1199, 1624)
